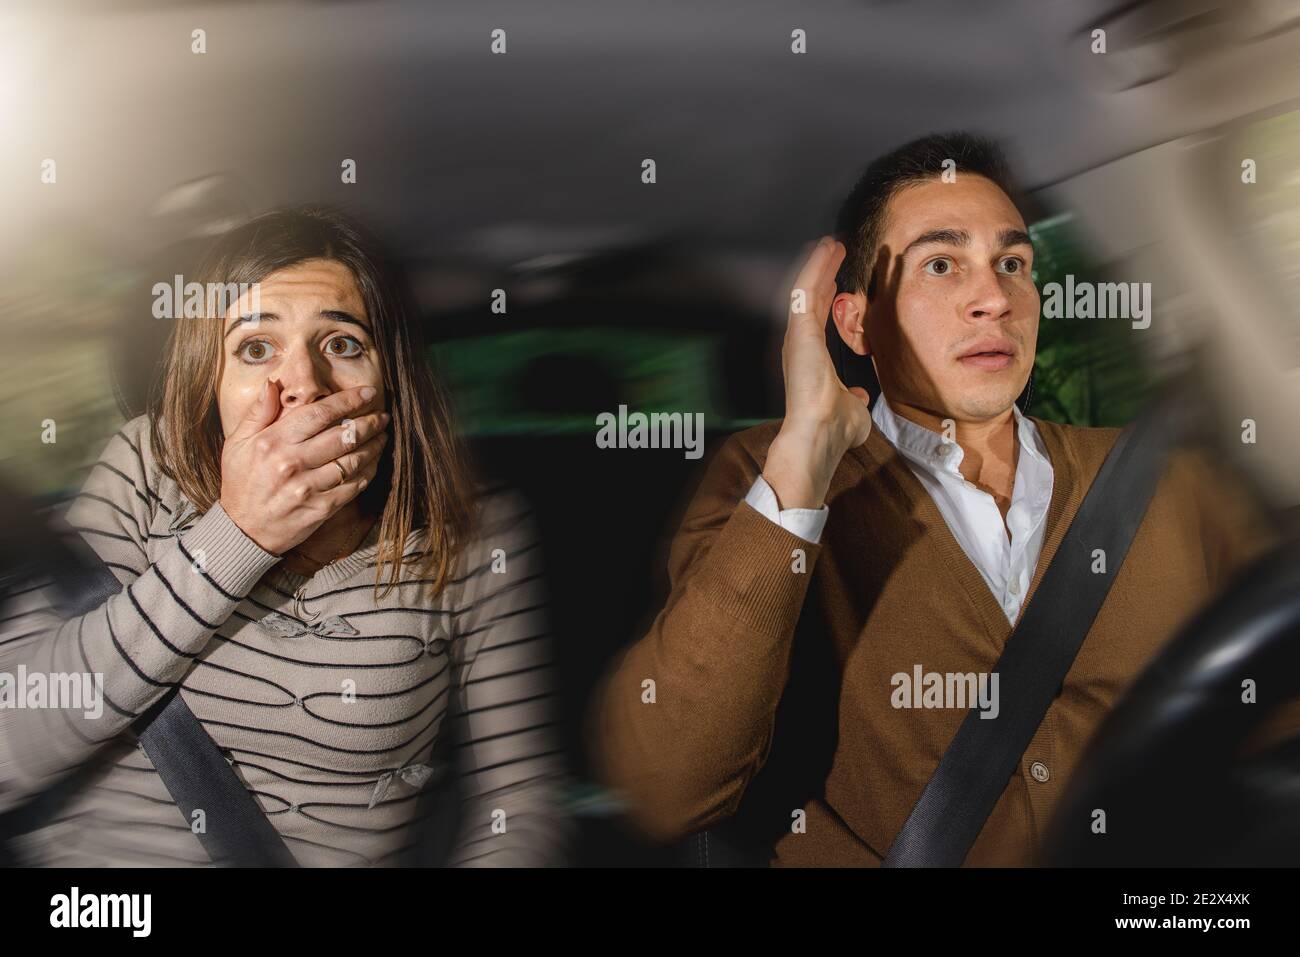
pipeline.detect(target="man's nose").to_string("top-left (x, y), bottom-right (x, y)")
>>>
top-left (277, 348), bottom-right (333, 409)
top-left (964, 267), bottom-right (1013, 322)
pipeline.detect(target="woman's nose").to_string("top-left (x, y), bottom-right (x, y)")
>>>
top-left (277, 350), bottom-right (332, 408)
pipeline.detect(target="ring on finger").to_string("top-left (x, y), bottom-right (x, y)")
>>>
top-left (333, 460), bottom-right (347, 487)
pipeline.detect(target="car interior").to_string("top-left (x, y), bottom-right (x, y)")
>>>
top-left (2, 0), bottom-right (1299, 868)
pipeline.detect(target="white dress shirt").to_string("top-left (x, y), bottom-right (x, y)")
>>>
top-left (745, 393), bottom-right (1055, 625)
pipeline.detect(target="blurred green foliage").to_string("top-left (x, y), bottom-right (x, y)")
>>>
top-left (1027, 213), bottom-right (1151, 427)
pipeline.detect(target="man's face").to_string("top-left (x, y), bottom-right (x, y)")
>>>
top-left (837, 174), bottom-right (1039, 423)
top-left (216, 258), bottom-right (386, 435)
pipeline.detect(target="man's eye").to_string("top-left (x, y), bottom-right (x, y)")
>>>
top-left (998, 256), bottom-right (1025, 274)
top-left (923, 257), bottom-right (954, 276)
top-left (236, 340), bottom-right (275, 363)
top-left (325, 335), bottom-right (363, 358)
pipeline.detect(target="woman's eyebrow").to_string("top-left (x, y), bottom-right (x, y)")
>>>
top-left (224, 313), bottom-right (278, 339)
top-left (320, 310), bottom-right (373, 334)
top-left (223, 310), bottom-right (372, 339)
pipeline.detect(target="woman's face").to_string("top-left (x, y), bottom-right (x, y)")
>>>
top-left (216, 258), bottom-right (387, 436)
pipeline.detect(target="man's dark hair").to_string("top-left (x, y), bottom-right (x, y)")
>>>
top-left (834, 132), bottom-right (1022, 299)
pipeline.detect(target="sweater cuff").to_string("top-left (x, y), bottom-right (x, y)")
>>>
top-left (180, 502), bottom-right (281, 597)
top-left (696, 500), bottom-right (823, 636)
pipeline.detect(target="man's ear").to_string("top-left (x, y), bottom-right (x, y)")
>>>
top-left (831, 290), bottom-right (871, 357)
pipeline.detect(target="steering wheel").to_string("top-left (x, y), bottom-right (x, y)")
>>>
top-left (1040, 535), bottom-right (1300, 866)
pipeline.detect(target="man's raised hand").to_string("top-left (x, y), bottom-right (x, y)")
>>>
top-left (762, 237), bottom-right (873, 509)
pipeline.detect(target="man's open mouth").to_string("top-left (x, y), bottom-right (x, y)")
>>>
top-left (958, 341), bottom-right (1016, 369)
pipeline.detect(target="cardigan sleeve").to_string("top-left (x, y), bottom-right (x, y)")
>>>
top-left (585, 429), bottom-right (826, 843)
top-left (443, 487), bottom-right (571, 866)
top-left (0, 417), bottom-right (280, 812)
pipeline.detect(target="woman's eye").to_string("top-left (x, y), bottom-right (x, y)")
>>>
top-left (325, 335), bottom-right (364, 358)
top-left (998, 256), bottom-right (1025, 275)
top-left (923, 257), bottom-right (954, 276)
top-left (236, 339), bottom-right (276, 363)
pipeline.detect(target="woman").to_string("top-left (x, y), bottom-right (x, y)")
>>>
top-left (0, 207), bottom-right (568, 866)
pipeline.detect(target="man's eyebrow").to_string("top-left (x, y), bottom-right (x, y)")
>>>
top-left (901, 228), bottom-right (970, 258)
top-left (222, 310), bottom-right (372, 339)
top-left (898, 227), bottom-right (1034, 260)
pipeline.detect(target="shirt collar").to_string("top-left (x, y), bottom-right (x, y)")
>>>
top-left (871, 391), bottom-right (1050, 476)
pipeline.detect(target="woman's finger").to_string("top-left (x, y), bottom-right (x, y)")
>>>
top-left (317, 447), bottom-right (383, 513)
top-left (296, 411), bottom-right (390, 470)
top-left (271, 385), bottom-right (378, 445)
top-left (300, 431), bottom-right (388, 494)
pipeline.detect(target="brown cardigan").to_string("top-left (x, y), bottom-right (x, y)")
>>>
top-left (588, 415), bottom-right (1280, 866)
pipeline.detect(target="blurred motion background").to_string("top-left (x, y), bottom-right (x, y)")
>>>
top-left (2, 0), bottom-right (1299, 864)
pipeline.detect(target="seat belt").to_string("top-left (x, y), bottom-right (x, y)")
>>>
top-left (883, 392), bottom-right (1186, 867)
top-left (130, 690), bottom-right (299, 867)
top-left (3, 513), bottom-right (462, 868)
top-left (2, 526), bottom-right (299, 867)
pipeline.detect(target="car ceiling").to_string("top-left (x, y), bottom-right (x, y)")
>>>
top-left (5, 1), bottom-right (1300, 270)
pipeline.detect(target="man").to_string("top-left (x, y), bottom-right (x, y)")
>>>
top-left (588, 132), bottom-right (1276, 866)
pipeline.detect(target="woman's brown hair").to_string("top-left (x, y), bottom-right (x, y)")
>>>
top-left (147, 205), bottom-right (476, 599)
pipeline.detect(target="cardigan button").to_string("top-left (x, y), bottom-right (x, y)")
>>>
top-left (1030, 761), bottom-right (1051, 783)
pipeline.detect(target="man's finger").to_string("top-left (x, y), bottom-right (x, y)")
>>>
top-left (789, 237), bottom-right (833, 315)
top-left (823, 240), bottom-right (847, 285)
top-left (789, 237), bottom-right (846, 322)
top-left (783, 239), bottom-right (851, 383)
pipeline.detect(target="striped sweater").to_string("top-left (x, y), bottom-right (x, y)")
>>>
top-left (0, 414), bottom-right (569, 866)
